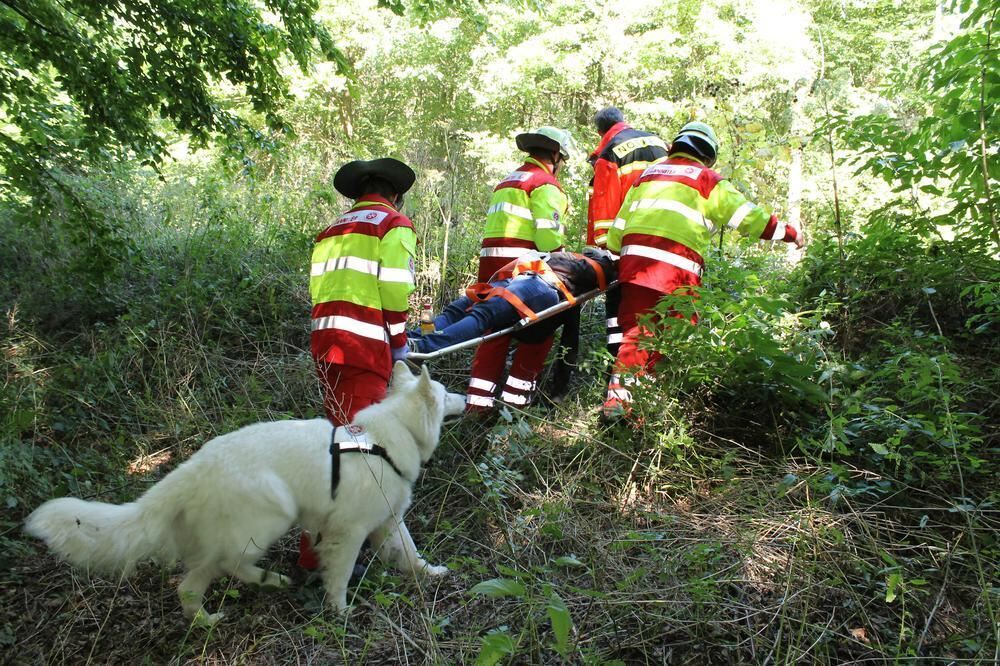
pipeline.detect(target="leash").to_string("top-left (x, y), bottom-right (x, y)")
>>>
top-left (329, 425), bottom-right (409, 499)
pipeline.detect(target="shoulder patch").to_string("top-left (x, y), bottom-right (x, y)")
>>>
top-left (498, 171), bottom-right (533, 186)
top-left (336, 210), bottom-right (389, 226)
top-left (643, 163), bottom-right (703, 181)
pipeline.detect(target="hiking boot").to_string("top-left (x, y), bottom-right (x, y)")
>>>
top-left (599, 398), bottom-right (630, 425)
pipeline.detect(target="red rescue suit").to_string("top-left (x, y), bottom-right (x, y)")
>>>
top-left (587, 122), bottom-right (669, 248)
top-left (587, 122), bottom-right (669, 361)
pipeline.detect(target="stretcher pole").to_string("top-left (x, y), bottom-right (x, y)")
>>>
top-left (407, 281), bottom-right (617, 361)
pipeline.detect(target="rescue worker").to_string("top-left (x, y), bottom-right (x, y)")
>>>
top-left (305, 157), bottom-right (417, 568)
top-left (477, 127), bottom-right (573, 282)
top-left (411, 249), bottom-right (617, 409)
top-left (467, 126), bottom-right (576, 412)
top-left (587, 107), bottom-right (670, 360)
top-left (603, 121), bottom-right (804, 419)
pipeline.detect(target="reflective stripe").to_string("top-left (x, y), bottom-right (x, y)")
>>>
top-left (467, 394), bottom-right (494, 407)
top-left (593, 219), bottom-right (614, 230)
top-left (594, 234), bottom-right (608, 245)
top-left (612, 136), bottom-right (668, 158)
top-left (727, 202), bottom-right (755, 230)
top-left (607, 317), bottom-right (619, 327)
top-left (767, 223), bottom-right (786, 240)
top-left (481, 246), bottom-right (532, 258)
top-left (379, 266), bottom-right (414, 283)
top-left (387, 321), bottom-right (406, 336)
top-left (620, 244), bottom-right (703, 276)
top-left (612, 217), bottom-right (627, 230)
top-left (505, 376), bottom-right (534, 391)
top-left (607, 333), bottom-right (623, 344)
top-left (488, 201), bottom-right (533, 220)
top-left (618, 160), bottom-right (657, 177)
top-left (535, 219), bottom-right (564, 232)
top-left (310, 255), bottom-right (379, 278)
top-left (500, 391), bottom-right (529, 405)
top-left (607, 388), bottom-right (632, 401)
top-left (631, 198), bottom-right (714, 233)
top-left (311, 315), bottom-right (389, 342)
top-left (468, 378), bottom-right (497, 393)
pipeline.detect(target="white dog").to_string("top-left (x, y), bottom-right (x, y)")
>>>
top-left (26, 362), bottom-right (464, 625)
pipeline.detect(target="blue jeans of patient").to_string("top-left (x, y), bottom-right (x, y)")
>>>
top-left (416, 275), bottom-right (559, 353)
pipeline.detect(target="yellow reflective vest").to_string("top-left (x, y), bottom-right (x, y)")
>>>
top-left (478, 157), bottom-right (568, 281)
top-left (310, 195), bottom-right (416, 380)
top-left (608, 156), bottom-right (799, 292)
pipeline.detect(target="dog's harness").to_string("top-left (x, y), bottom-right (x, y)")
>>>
top-left (330, 425), bottom-right (409, 499)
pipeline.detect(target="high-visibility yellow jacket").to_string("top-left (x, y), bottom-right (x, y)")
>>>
top-left (310, 195), bottom-right (416, 381)
top-left (607, 155), bottom-right (800, 293)
top-left (478, 157), bottom-right (568, 281)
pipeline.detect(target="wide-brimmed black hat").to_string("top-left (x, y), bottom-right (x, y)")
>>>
top-left (333, 158), bottom-right (416, 199)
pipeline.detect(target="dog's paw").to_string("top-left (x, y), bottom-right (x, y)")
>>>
top-left (192, 609), bottom-right (225, 627)
top-left (329, 600), bottom-right (353, 615)
top-left (422, 563), bottom-right (448, 577)
top-left (261, 572), bottom-right (291, 588)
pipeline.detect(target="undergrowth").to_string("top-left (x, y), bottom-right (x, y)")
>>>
top-left (2, 157), bottom-right (998, 664)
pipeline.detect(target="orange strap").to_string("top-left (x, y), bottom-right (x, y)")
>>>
top-left (465, 284), bottom-right (539, 320)
top-left (465, 283), bottom-right (493, 302)
top-left (553, 279), bottom-right (576, 305)
top-left (467, 253), bottom-right (606, 321)
top-left (510, 258), bottom-right (577, 306)
top-left (581, 256), bottom-right (608, 292)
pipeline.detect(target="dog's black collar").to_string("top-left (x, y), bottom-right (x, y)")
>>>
top-left (329, 426), bottom-right (411, 499)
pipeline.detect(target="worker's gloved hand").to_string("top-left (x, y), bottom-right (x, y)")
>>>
top-left (787, 224), bottom-right (805, 249)
top-left (793, 227), bottom-right (805, 249)
top-left (391, 344), bottom-right (409, 362)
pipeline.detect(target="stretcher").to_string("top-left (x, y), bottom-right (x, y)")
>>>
top-left (406, 281), bottom-right (618, 361)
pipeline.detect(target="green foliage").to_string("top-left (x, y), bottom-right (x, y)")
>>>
top-left (2, 0), bottom-right (999, 662)
top-left (0, 0), bottom-right (341, 199)
top-left (468, 567), bottom-right (577, 661)
top-left (0, 0), bottom-right (341, 291)
top-left (824, 3), bottom-right (999, 249)
top-left (642, 252), bottom-right (826, 411)
top-left (803, 326), bottom-right (987, 489)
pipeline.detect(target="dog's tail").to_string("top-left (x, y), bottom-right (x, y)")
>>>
top-left (25, 496), bottom-right (176, 575)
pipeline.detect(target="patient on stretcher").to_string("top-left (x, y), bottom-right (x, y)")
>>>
top-left (409, 249), bottom-right (617, 354)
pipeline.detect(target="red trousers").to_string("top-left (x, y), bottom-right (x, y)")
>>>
top-left (465, 334), bottom-right (555, 412)
top-left (606, 281), bottom-right (698, 406)
top-left (315, 363), bottom-right (388, 426)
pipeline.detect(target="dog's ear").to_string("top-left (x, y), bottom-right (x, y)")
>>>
top-left (391, 360), bottom-right (414, 387)
top-left (418, 364), bottom-right (434, 395)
